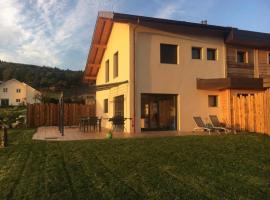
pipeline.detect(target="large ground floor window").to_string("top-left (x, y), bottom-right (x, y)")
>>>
top-left (141, 94), bottom-right (177, 131)
top-left (114, 95), bottom-right (124, 116)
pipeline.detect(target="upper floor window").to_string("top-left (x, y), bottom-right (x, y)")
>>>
top-left (3, 88), bottom-right (8, 93)
top-left (105, 60), bottom-right (109, 82)
top-left (192, 47), bottom-right (202, 59)
top-left (16, 89), bottom-right (21, 93)
top-left (160, 43), bottom-right (178, 64)
top-left (113, 52), bottom-right (119, 78)
top-left (16, 99), bottom-right (20, 103)
top-left (237, 51), bottom-right (247, 63)
top-left (104, 99), bottom-right (108, 113)
top-left (208, 95), bottom-right (218, 107)
top-left (207, 48), bottom-right (217, 60)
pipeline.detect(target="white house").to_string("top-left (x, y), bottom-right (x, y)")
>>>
top-left (0, 79), bottom-right (41, 106)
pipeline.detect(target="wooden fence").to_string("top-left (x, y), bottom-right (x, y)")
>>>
top-left (27, 103), bottom-right (95, 127)
top-left (231, 89), bottom-right (270, 135)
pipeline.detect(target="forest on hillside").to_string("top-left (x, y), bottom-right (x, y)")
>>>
top-left (0, 60), bottom-right (85, 90)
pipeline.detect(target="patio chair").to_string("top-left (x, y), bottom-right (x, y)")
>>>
top-left (79, 117), bottom-right (87, 132)
top-left (193, 116), bottom-right (214, 135)
top-left (109, 116), bottom-right (125, 132)
top-left (209, 115), bottom-right (231, 134)
top-left (87, 117), bottom-right (98, 132)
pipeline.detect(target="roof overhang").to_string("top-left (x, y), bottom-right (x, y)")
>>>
top-left (226, 29), bottom-right (270, 49)
top-left (83, 12), bottom-right (114, 82)
top-left (197, 78), bottom-right (265, 90)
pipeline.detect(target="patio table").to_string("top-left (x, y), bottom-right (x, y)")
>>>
top-left (80, 117), bottom-right (102, 132)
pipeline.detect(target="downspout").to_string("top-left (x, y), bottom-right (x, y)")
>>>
top-left (133, 18), bottom-right (140, 133)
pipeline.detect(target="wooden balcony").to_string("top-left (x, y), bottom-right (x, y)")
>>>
top-left (197, 77), bottom-right (264, 90)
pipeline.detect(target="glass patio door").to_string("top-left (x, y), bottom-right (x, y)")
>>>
top-left (141, 94), bottom-right (177, 131)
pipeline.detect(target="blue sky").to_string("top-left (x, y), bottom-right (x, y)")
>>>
top-left (0, 0), bottom-right (269, 70)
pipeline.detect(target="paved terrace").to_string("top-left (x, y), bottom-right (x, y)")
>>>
top-left (32, 126), bottom-right (212, 141)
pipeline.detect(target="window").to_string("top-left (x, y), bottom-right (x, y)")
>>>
top-left (113, 52), bottom-right (118, 78)
top-left (16, 89), bottom-right (21, 93)
top-left (160, 43), bottom-right (178, 64)
top-left (237, 51), bottom-right (247, 63)
top-left (268, 52), bottom-right (270, 64)
top-left (3, 88), bottom-right (8, 93)
top-left (104, 99), bottom-right (108, 113)
top-left (114, 95), bottom-right (124, 116)
top-left (208, 95), bottom-right (218, 107)
top-left (207, 48), bottom-right (216, 60)
top-left (192, 47), bottom-right (201, 59)
top-left (105, 60), bottom-right (109, 82)
top-left (16, 99), bottom-right (20, 103)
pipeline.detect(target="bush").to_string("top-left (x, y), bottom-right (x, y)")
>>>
top-left (0, 106), bottom-right (26, 128)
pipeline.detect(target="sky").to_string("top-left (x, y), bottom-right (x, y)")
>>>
top-left (0, 0), bottom-right (270, 71)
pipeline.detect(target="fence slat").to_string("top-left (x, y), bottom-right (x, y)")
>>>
top-left (27, 103), bottom-right (95, 127)
top-left (230, 90), bottom-right (270, 135)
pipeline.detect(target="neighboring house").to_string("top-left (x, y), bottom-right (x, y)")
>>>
top-left (83, 11), bottom-right (270, 133)
top-left (0, 79), bottom-right (41, 106)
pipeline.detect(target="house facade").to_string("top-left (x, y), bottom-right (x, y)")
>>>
top-left (0, 79), bottom-right (40, 106)
top-left (84, 12), bottom-right (270, 133)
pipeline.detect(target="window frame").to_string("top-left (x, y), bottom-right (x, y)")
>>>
top-left (207, 48), bottom-right (217, 61)
top-left (16, 88), bottom-right (21, 93)
top-left (104, 99), bottom-right (108, 113)
top-left (113, 51), bottom-right (119, 78)
top-left (237, 50), bottom-right (248, 64)
top-left (160, 43), bottom-right (178, 64)
top-left (192, 47), bottom-right (202, 60)
top-left (16, 99), bottom-right (21, 103)
top-left (105, 59), bottom-right (109, 83)
top-left (208, 95), bottom-right (218, 107)
top-left (3, 88), bottom-right (8, 93)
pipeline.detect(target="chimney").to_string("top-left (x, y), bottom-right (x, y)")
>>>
top-left (201, 20), bottom-right (208, 25)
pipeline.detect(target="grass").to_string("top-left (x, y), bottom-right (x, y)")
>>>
top-left (0, 129), bottom-right (270, 200)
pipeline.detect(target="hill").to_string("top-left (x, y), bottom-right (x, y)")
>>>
top-left (0, 60), bottom-right (84, 90)
top-left (0, 60), bottom-right (95, 102)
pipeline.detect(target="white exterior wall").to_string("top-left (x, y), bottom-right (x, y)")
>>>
top-left (134, 27), bottom-right (227, 132)
top-left (95, 23), bottom-right (133, 132)
top-left (0, 79), bottom-right (40, 106)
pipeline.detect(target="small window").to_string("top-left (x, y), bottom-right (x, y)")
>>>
top-left (105, 60), bottom-right (109, 82)
top-left (3, 88), bottom-right (8, 92)
top-left (208, 95), bottom-right (218, 107)
top-left (192, 47), bottom-right (201, 59)
top-left (104, 99), bottom-right (108, 113)
top-left (237, 51), bottom-right (247, 63)
top-left (113, 52), bottom-right (118, 78)
top-left (160, 43), bottom-right (178, 64)
top-left (207, 48), bottom-right (216, 60)
top-left (16, 99), bottom-right (20, 103)
top-left (16, 89), bottom-right (21, 93)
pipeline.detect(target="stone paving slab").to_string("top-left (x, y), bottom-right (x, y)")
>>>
top-left (33, 126), bottom-right (214, 141)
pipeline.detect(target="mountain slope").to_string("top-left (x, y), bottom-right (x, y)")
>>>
top-left (0, 60), bottom-right (84, 90)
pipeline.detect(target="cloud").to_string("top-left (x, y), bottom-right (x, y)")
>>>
top-left (0, 0), bottom-right (118, 69)
top-left (154, 0), bottom-right (187, 19)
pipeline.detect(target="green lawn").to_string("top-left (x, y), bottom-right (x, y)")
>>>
top-left (0, 129), bottom-right (270, 200)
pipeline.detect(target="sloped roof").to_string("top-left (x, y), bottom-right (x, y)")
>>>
top-left (83, 11), bottom-right (270, 82)
top-left (0, 78), bottom-right (39, 92)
